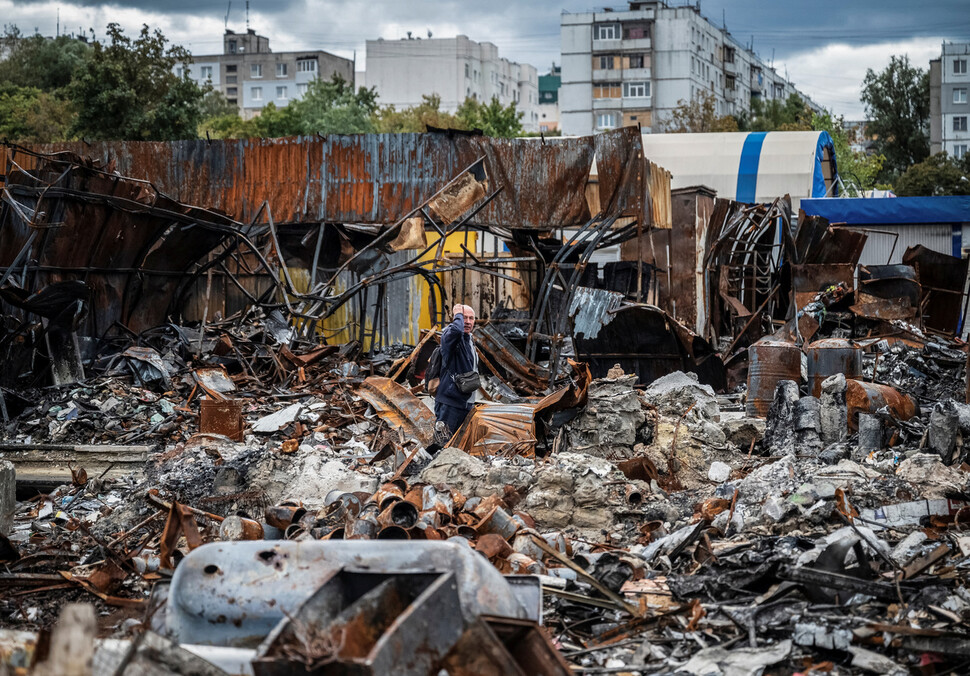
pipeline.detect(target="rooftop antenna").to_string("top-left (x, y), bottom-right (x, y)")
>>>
top-left (56, 8), bottom-right (60, 37)
top-left (427, 29), bottom-right (432, 38)
top-left (771, 47), bottom-right (775, 68)
top-left (246, 0), bottom-right (250, 31)
top-left (722, 8), bottom-right (725, 30)
top-left (224, 1), bottom-right (231, 29)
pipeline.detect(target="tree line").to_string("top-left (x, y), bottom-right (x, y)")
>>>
top-left (0, 23), bottom-right (526, 145)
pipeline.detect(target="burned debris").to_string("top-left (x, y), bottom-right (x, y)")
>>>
top-left (1, 130), bottom-right (970, 676)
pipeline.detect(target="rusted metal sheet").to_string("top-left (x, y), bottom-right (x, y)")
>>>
top-left (452, 404), bottom-right (539, 457)
top-left (806, 339), bottom-right (862, 398)
top-left (855, 264), bottom-right (920, 320)
top-left (792, 263), bottom-right (855, 310)
top-left (903, 245), bottom-right (968, 336)
top-left (475, 324), bottom-right (548, 394)
top-left (357, 377), bottom-right (436, 446)
top-left (0, 151), bottom-right (241, 337)
top-left (594, 127), bottom-right (646, 224)
top-left (746, 339), bottom-right (801, 417)
top-left (846, 380), bottom-right (917, 430)
top-left (199, 400), bottom-right (244, 441)
top-left (5, 130), bottom-right (643, 229)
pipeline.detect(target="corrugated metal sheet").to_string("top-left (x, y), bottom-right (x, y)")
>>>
top-left (850, 224), bottom-right (952, 267)
top-left (3, 130), bottom-right (642, 229)
top-left (568, 286), bottom-right (623, 340)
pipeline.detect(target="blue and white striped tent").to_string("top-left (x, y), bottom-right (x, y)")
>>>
top-left (640, 131), bottom-right (839, 206)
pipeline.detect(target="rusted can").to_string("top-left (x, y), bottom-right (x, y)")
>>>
top-left (264, 502), bottom-right (307, 531)
top-left (807, 339), bottom-right (862, 398)
top-left (476, 506), bottom-right (520, 540)
top-left (219, 515), bottom-right (264, 541)
top-left (377, 500), bottom-right (419, 529)
top-left (376, 525), bottom-right (410, 540)
top-left (746, 339), bottom-right (802, 417)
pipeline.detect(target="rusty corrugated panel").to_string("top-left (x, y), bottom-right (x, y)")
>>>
top-left (9, 130), bottom-right (646, 229)
top-left (568, 286), bottom-right (623, 339)
top-left (594, 127), bottom-right (645, 224)
top-left (357, 377), bottom-right (436, 446)
top-left (791, 263), bottom-right (855, 309)
top-left (451, 404), bottom-right (538, 457)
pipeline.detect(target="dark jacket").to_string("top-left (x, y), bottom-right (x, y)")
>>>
top-left (435, 313), bottom-right (476, 409)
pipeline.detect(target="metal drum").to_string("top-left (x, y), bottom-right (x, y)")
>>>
top-left (807, 339), bottom-right (862, 398)
top-left (746, 339), bottom-right (801, 418)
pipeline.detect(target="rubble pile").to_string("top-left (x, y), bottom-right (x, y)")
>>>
top-left (3, 140), bottom-right (970, 674)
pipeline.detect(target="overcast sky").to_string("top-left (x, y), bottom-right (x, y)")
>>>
top-left (4, 0), bottom-right (968, 118)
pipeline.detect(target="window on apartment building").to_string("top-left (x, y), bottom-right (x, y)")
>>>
top-left (624, 22), bottom-right (650, 39)
top-left (955, 88), bottom-right (968, 104)
top-left (227, 98), bottom-right (237, 105)
top-left (298, 83), bottom-right (308, 96)
top-left (955, 144), bottom-right (968, 160)
top-left (593, 83), bottom-right (621, 98)
top-left (623, 81), bottom-right (649, 98)
top-left (226, 75), bottom-right (237, 84)
top-left (277, 63), bottom-right (288, 77)
top-left (594, 24), bottom-right (620, 40)
top-left (175, 67), bottom-right (183, 77)
top-left (228, 40), bottom-right (237, 54)
top-left (724, 47), bottom-right (735, 64)
top-left (465, 63), bottom-right (470, 78)
top-left (251, 64), bottom-right (262, 78)
top-left (726, 75), bottom-right (736, 90)
top-left (596, 55), bottom-right (617, 70)
top-left (276, 86), bottom-right (288, 100)
top-left (596, 112), bottom-right (618, 129)
top-left (955, 116), bottom-right (968, 132)
top-left (628, 54), bottom-right (645, 69)
top-left (227, 87), bottom-right (237, 96)
top-left (200, 65), bottom-right (213, 80)
top-left (251, 86), bottom-right (262, 101)
top-left (956, 59), bottom-right (968, 75)
top-left (297, 59), bottom-right (317, 73)
top-left (226, 65), bottom-right (237, 73)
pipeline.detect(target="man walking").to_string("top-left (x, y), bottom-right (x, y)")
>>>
top-left (434, 303), bottom-right (478, 440)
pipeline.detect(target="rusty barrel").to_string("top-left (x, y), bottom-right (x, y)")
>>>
top-left (807, 339), bottom-right (862, 398)
top-left (746, 339), bottom-right (801, 417)
top-left (846, 380), bottom-right (917, 430)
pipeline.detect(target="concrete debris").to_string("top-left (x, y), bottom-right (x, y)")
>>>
top-left (642, 370), bottom-right (719, 421)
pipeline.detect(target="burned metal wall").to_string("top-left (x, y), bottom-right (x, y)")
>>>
top-left (2, 130), bottom-right (646, 229)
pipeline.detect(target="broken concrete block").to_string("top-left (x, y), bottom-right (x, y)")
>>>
top-left (567, 374), bottom-right (646, 457)
top-left (417, 447), bottom-right (489, 495)
top-left (857, 413), bottom-right (884, 455)
top-left (819, 374), bottom-right (847, 444)
top-left (764, 380), bottom-right (799, 454)
top-left (895, 453), bottom-right (969, 498)
top-left (720, 416), bottom-right (765, 449)
top-left (929, 401), bottom-right (961, 463)
top-left (794, 396), bottom-right (822, 452)
top-left (642, 371), bottom-right (719, 421)
top-left (708, 461), bottom-right (731, 483)
top-left (0, 460), bottom-right (13, 535)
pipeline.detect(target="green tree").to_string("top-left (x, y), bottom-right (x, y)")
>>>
top-left (67, 23), bottom-right (207, 140)
top-left (861, 55), bottom-right (929, 180)
top-left (894, 153), bottom-right (970, 196)
top-left (745, 93), bottom-right (813, 132)
top-left (659, 91), bottom-right (738, 132)
top-left (0, 84), bottom-right (73, 142)
top-left (811, 112), bottom-right (885, 193)
top-left (200, 89), bottom-right (237, 120)
top-left (456, 96), bottom-right (523, 137)
top-left (292, 74), bottom-right (377, 135)
top-left (374, 94), bottom-right (465, 133)
top-left (0, 26), bottom-right (90, 92)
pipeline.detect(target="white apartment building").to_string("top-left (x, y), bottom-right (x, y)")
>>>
top-left (363, 35), bottom-right (541, 132)
top-left (181, 29), bottom-right (354, 120)
top-left (560, 1), bottom-right (819, 135)
top-left (930, 42), bottom-right (970, 160)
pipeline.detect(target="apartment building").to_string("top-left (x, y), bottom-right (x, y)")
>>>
top-left (363, 35), bottom-right (541, 132)
top-left (560, 1), bottom-right (819, 135)
top-left (181, 29), bottom-right (354, 119)
top-left (539, 64), bottom-right (562, 132)
top-left (930, 42), bottom-right (970, 160)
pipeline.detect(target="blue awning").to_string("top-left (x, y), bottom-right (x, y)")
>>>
top-left (801, 196), bottom-right (970, 225)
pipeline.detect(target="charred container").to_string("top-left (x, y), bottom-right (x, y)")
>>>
top-left (807, 339), bottom-right (862, 398)
top-left (746, 339), bottom-right (801, 418)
